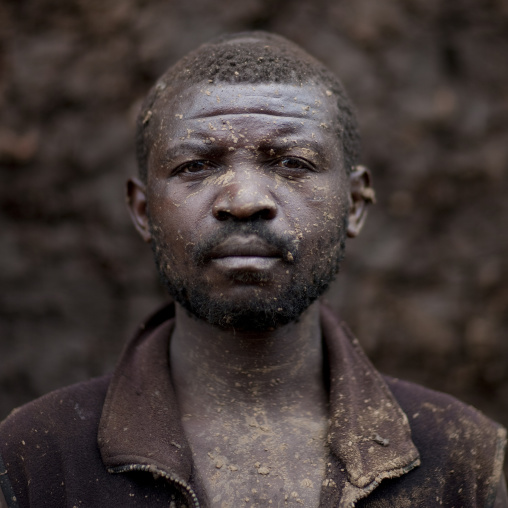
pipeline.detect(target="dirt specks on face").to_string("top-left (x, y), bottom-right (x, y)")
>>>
top-left (300, 478), bottom-right (313, 488)
top-left (255, 463), bottom-right (270, 475)
top-left (208, 169), bottom-right (235, 187)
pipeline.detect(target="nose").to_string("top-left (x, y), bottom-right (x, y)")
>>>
top-left (212, 177), bottom-right (278, 221)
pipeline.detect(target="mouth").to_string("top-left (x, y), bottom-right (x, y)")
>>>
top-left (209, 235), bottom-right (285, 271)
top-left (211, 235), bottom-right (280, 257)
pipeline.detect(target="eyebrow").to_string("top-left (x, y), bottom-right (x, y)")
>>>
top-left (162, 141), bottom-right (229, 160)
top-left (256, 137), bottom-right (325, 155)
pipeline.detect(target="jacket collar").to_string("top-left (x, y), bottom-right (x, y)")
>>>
top-left (320, 304), bottom-right (420, 505)
top-left (98, 304), bottom-right (193, 483)
top-left (98, 303), bottom-right (420, 503)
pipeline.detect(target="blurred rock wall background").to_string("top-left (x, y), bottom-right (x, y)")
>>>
top-left (1, 0), bottom-right (507, 472)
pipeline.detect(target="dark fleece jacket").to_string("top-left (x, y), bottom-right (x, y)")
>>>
top-left (0, 304), bottom-right (506, 507)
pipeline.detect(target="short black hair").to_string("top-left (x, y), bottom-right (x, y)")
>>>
top-left (136, 31), bottom-right (360, 182)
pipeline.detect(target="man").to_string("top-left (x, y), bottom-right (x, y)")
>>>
top-left (0, 32), bottom-right (506, 507)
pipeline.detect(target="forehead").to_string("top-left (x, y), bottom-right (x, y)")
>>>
top-left (150, 82), bottom-right (341, 144)
top-left (164, 82), bottom-right (337, 117)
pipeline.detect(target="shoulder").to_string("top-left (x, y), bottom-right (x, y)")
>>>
top-left (1, 375), bottom-right (112, 458)
top-left (382, 376), bottom-right (506, 506)
top-left (0, 376), bottom-right (112, 507)
top-left (384, 375), bottom-right (505, 444)
top-left (0, 375), bottom-right (111, 441)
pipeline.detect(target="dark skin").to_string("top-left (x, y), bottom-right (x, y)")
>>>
top-left (128, 82), bottom-right (372, 507)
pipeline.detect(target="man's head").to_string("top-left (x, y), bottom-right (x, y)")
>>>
top-left (128, 32), bottom-right (373, 331)
top-left (136, 31), bottom-right (361, 183)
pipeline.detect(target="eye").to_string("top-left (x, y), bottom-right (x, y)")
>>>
top-left (272, 157), bottom-right (315, 173)
top-left (176, 160), bottom-right (217, 175)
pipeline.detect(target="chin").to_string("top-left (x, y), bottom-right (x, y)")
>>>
top-left (170, 276), bottom-right (337, 332)
top-left (186, 300), bottom-right (307, 332)
top-left (153, 227), bottom-right (346, 331)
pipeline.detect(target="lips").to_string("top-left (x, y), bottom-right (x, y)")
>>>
top-left (209, 235), bottom-right (281, 259)
top-left (208, 235), bottom-right (283, 272)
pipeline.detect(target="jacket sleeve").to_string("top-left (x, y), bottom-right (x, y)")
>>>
top-left (493, 474), bottom-right (508, 508)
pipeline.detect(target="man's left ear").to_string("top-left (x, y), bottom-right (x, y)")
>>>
top-left (347, 165), bottom-right (375, 238)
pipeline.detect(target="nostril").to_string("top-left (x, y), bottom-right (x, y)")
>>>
top-left (255, 208), bottom-right (276, 221)
top-left (216, 210), bottom-right (230, 221)
top-left (215, 208), bottom-right (275, 221)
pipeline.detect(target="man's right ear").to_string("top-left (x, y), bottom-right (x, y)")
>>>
top-left (127, 177), bottom-right (152, 243)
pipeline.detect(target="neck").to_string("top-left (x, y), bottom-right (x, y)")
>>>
top-left (170, 301), bottom-right (325, 416)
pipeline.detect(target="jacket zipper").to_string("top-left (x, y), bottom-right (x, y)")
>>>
top-left (108, 464), bottom-right (200, 508)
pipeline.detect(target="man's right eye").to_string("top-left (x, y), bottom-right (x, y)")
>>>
top-left (176, 160), bottom-right (216, 174)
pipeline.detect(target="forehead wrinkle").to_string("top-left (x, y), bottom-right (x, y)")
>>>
top-left (172, 84), bottom-right (337, 120)
top-left (165, 116), bottom-right (324, 144)
top-left (173, 114), bottom-right (329, 136)
top-left (186, 110), bottom-right (315, 121)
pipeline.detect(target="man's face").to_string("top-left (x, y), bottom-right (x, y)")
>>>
top-left (139, 82), bottom-right (352, 330)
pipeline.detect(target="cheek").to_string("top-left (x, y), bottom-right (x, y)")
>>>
top-left (147, 181), bottom-right (214, 254)
top-left (286, 182), bottom-right (349, 264)
top-left (289, 178), bottom-right (349, 236)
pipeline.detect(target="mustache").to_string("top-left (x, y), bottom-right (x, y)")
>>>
top-left (191, 222), bottom-right (299, 265)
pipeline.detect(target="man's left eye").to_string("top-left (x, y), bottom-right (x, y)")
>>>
top-left (177, 160), bottom-right (216, 174)
top-left (273, 157), bottom-right (314, 172)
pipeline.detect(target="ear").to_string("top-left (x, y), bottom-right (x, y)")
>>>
top-left (347, 165), bottom-right (375, 238)
top-left (127, 177), bottom-right (152, 242)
